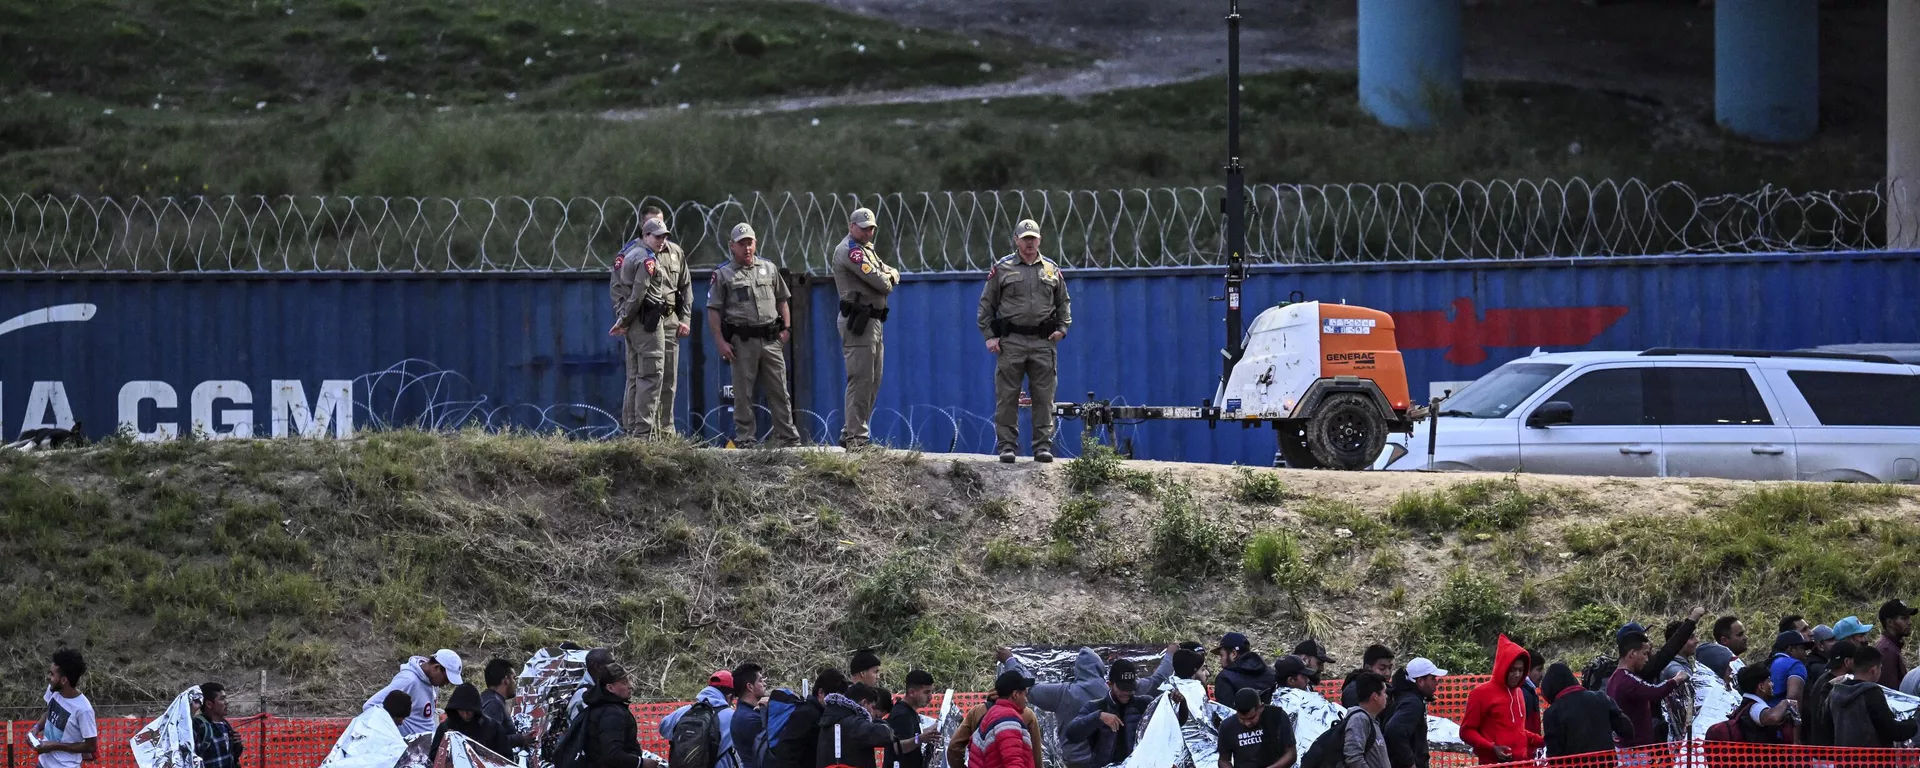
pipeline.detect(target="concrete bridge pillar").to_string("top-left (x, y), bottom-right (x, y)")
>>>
top-left (1715, 0), bottom-right (1819, 143)
top-left (1357, 0), bottom-right (1463, 130)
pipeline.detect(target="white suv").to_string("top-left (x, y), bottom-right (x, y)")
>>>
top-left (1376, 349), bottom-right (1920, 482)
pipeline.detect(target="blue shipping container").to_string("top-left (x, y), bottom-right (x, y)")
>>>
top-left (5, 251), bottom-right (1918, 466)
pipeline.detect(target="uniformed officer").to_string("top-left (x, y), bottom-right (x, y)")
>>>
top-left (644, 207), bottom-right (693, 433)
top-left (977, 218), bottom-right (1071, 463)
top-left (607, 216), bottom-right (689, 437)
top-left (830, 207), bottom-right (899, 449)
top-left (707, 223), bottom-right (801, 448)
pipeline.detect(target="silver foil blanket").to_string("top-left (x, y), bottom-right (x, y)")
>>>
top-left (130, 687), bottom-right (204, 768)
top-left (1271, 686), bottom-right (1469, 756)
top-left (513, 648), bottom-right (590, 745)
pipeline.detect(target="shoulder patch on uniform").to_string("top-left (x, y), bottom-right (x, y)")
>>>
top-left (643, 254), bottom-right (657, 275)
top-left (848, 247), bottom-right (865, 264)
top-left (613, 254), bottom-right (625, 271)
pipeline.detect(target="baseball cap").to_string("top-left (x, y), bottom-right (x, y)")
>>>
top-left (1811, 625), bottom-right (1836, 643)
top-left (1014, 219), bottom-right (1041, 240)
top-left (1696, 645), bottom-right (1734, 679)
top-left (1215, 632), bottom-right (1251, 652)
top-left (433, 649), bottom-right (465, 686)
top-left (1881, 600), bottom-right (1918, 621)
top-left (641, 218), bottom-right (670, 237)
top-left (1616, 622), bottom-right (1647, 642)
top-left (1293, 639), bottom-right (1335, 663)
top-left (601, 662), bottom-right (631, 684)
top-left (1232, 687), bottom-right (1262, 715)
top-left (1273, 656), bottom-right (1307, 682)
top-left (850, 208), bottom-right (877, 229)
top-left (709, 670), bottom-right (735, 692)
top-left (994, 670), bottom-right (1035, 697)
top-left (1775, 630), bottom-right (1815, 650)
top-left (1404, 658), bottom-right (1448, 679)
top-left (1108, 660), bottom-right (1138, 686)
top-left (1834, 616), bottom-right (1874, 641)
top-left (730, 223), bottom-right (756, 242)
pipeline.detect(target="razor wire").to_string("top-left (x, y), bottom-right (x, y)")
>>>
top-left (1, 179), bottom-right (1896, 273)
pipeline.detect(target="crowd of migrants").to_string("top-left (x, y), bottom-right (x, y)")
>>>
top-left (607, 206), bottom-right (1070, 463)
top-left (25, 600), bottom-right (1920, 768)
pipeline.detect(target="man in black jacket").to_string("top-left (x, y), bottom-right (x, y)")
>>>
top-left (1381, 658), bottom-right (1444, 768)
top-left (1214, 633), bottom-right (1277, 705)
top-left (1540, 663), bottom-right (1632, 760)
top-left (769, 670), bottom-right (840, 768)
top-left (1804, 639), bottom-right (1858, 746)
top-left (1063, 661), bottom-right (1154, 768)
top-left (815, 684), bottom-right (934, 768)
top-left (581, 664), bottom-right (657, 768)
top-left (1342, 646), bottom-right (1396, 708)
top-left (888, 670), bottom-right (936, 768)
top-left (1829, 645), bottom-right (1920, 748)
top-left (430, 683), bottom-right (517, 761)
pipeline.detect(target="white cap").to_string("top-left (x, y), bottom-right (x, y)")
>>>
top-left (434, 649), bottom-right (465, 685)
top-left (1405, 658), bottom-right (1447, 679)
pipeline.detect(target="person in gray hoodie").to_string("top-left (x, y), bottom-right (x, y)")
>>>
top-left (1342, 672), bottom-right (1391, 768)
top-left (1828, 645), bottom-right (1919, 749)
top-left (361, 650), bottom-right (464, 737)
top-left (997, 646), bottom-right (1176, 768)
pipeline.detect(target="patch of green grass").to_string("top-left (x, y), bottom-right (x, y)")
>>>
top-left (1366, 548), bottom-right (1404, 583)
top-left (843, 555), bottom-right (922, 646)
top-left (1231, 469), bottom-right (1290, 505)
top-left (719, 533), bottom-right (772, 582)
top-left (1149, 483), bottom-right (1236, 577)
top-left (1050, 495), bottom-right (1104, 541)
top-left (242, 622), bottom-right (336, 676)
top-left (976, 498), bottom-right (1012, 522)
top-left (1558, 484), bottom-right (1920, 622)
top-left (1242, 530), bottom-right (1311, 593)
top-left (984, 536), bottom-right (1036, 570)
top-left (1389, 477), bottom-right (1551, 533)
top-left (1121, 471), bottom-right (1159, 497)
top-left (1399, 568), bottom-right (1512, 674)
top-left (1044, 539), bottom-right (1076, 569)
top-left (1065, 438), bottom-right (1125, 494)
top-left (798, 450), bottom-right (863, 485)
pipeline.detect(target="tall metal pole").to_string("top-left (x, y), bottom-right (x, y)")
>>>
top-left (1222, 0), bottom-right (1248, 384)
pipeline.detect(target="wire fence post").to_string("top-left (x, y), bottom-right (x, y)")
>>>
top-left (257, 670), bottom-right (268, 768)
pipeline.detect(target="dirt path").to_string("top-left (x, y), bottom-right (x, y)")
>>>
top-left (607, 0), bottom-right (1885, 127)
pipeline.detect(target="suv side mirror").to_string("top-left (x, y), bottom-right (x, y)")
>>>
top-left (1527, 401), bottom-right (1574, 428)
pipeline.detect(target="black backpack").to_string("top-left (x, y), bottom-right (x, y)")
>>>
top-left (1299, 709), bottom-right (1374, 768)
top-left (669, 702), bottom-right (726, 768)
top-left (1581, 655), bottom-right (1618, 692)
top-left (549, 709), bottom-right (593, 768)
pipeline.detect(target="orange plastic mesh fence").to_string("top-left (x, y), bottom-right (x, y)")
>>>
top-left (1480, 741), bottom-right (1920, 768)
top-left (17, 682), bottom-right (1908, 768)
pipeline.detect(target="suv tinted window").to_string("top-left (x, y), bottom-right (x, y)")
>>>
top-left (1542, 367), bottom-right (1648, 425)
top-left (1787, 370), bottom-right (1920, 426)
top-left (1659, 367), bottom-right (1773, 425)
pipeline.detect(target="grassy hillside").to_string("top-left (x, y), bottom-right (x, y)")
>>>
top-left (0, 0), bottom-right (1062, 111)
top-left (1, 69), bottom-right (1882, 200)
top-left (0, 0), bottom-right (1883, 199)
top-left (3, 433), bottom-right (1917, 714)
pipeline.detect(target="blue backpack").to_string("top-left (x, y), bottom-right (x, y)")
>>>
top-left (757, 689), bottom-right (804, 768)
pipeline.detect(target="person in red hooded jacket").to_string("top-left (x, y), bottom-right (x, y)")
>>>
top-left (968, 671), bottom-right (1038, 768)
top-left (1458, 636), bottom-right (1544, 765)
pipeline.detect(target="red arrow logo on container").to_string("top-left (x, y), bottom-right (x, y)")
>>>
top-left (1393, 297), bottom-right (1629, 366)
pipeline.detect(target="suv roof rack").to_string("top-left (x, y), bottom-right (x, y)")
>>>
top-left (1639, 347), bottom-right (1902, 364)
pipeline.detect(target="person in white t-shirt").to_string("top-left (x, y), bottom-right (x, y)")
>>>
top-left (32, 649), bottom-right (98, 768)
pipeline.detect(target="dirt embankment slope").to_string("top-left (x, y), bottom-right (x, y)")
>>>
top-left (3, 433), bottom-right (1916, 715)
